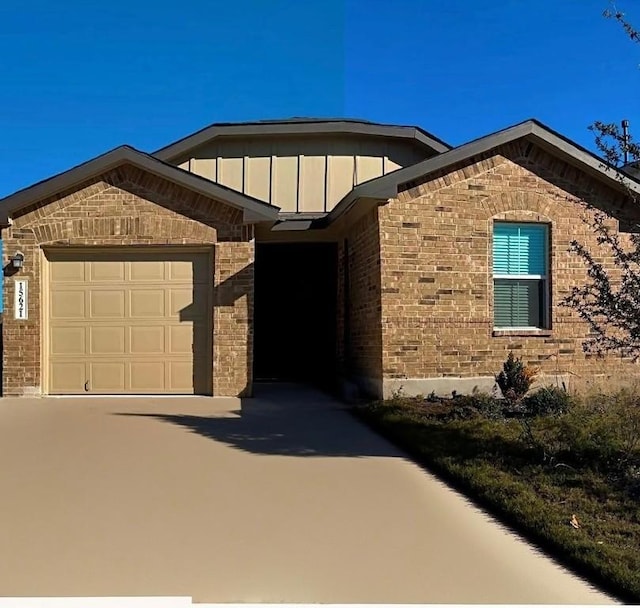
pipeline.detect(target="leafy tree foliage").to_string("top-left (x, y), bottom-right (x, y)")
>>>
top-left (561, 5), bottom-right (640, 357)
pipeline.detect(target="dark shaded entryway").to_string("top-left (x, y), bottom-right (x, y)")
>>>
top-left (254, 242), bottom-right (337, 387)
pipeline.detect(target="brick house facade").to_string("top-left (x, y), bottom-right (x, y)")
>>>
top-left (0, 147), bottom-right (276, 397)
top-left (1, 119), bottom-right (639, 397)
top-left (336, 139), bottom-right (638, 397)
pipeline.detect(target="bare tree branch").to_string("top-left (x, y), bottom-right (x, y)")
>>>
top-left (560, 5), bottom-right (640, 359)
top-left (604, 3), bottom-right (640, 43)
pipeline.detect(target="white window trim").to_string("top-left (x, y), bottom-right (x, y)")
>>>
top-left (493, 274), bottom-right (546, 280)
top-left (492, 220), bottom-right (550, 331)
top-left (493, 327), bottom-right (549, 332)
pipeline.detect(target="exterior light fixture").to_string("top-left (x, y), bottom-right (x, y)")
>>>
top-left (10, 252), bottom-right (24, 270)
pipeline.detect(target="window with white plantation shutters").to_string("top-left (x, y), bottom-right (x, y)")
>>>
top-left (493, 222), bottom-right (548, 329)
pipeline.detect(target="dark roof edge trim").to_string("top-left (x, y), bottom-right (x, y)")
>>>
top-left (326, 119), bottom-right (640, 224)
top-left (0, 146), bottom-right (280, 225)
top-left (153, 120), bottom-right (451, 161)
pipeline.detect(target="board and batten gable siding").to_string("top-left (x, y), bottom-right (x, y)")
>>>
top-left (177, 136), bottom-right (428, 213)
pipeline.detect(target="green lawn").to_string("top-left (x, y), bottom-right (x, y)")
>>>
top-left (354, 394), bottom-right (640, 603)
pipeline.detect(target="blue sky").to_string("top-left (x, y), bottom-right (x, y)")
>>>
top-left (0, 0), bottom-right (638, 197)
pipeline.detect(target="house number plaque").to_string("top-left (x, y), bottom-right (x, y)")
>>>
top-left (14, 279), bottom-right (28, 320)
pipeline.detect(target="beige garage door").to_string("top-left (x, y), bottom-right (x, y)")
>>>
top-left (46, 250), bottom-right (211, 394)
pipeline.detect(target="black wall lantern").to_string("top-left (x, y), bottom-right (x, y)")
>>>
top-left (10, 252), bottom-right (24, 270)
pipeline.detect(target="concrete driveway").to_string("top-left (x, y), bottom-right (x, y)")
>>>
top-left (0, 384), bottom-right (615, 604)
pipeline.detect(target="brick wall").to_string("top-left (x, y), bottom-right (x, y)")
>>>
top-left (2, 164), bottom-right (254, 396)
top-left (337, 208), bottom-right (383, 393)
top-left (213, 240), bottom-right (254, 397)
top-left (376, 140), bottom-right (640, 396)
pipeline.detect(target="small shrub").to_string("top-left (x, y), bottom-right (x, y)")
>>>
top-left (522, 386), bottom-right (573, 417)
top-left (495, 352), bottom-right (538, 403)
top-left (388, 384), bottom-right (411, 406)
top-left (419, 393), bottom-right (504, 422)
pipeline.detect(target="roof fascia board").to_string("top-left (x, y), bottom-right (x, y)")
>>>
top-left (270, 219), bottom-right (316, 231)
top-left (243, 208), bottom-right (276, 224)
top-left (526, 123), bottom-right (640, 193)
top-left (327, 121), bottom-right (640, 225)
top-left (132, 151), bottom-right (279, 220)
top-left (0, 149), bottom-right (126, 225)
top-left (153, 122), bottom-right (450, 162)
top-left (326, 123), bottom-right (536, 223)
top-left (0, 147), bottom-right (279, 225)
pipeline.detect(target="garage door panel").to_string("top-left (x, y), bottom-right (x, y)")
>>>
top-left (129, 362), bottom-right (166, 391)
top-left (50, 362), bottom-right (86, 393)
top-left (169, 361), bottom-right (193, 391)
top-left (169, 324), bottom-right (192, 354)
top-left (90, 326), bottom-right (126, 355)
top-left (90, 362), bottom-right (126, 392)
top-left (51, 291), bottom-right (85, 319)
top-left (89, 261), bottom-right (125, 282)
top-left (47, 251), bottom-right (211, 395)
top-left (170, 288), bottom-right (208, 319)
top-left (168, 260), bottom-right (193, 282)
top-left (168, 257), bottom-right (210, 284)
top-left (168, 324), bottom-right (210, 356)
top-left (130, 289), bottom-right (165, 318)
top-left (50, 260), bottom-right (85, 282)
top-left (130, 325), bottom-right (165, 354)
top-left (90, 290), bottom-right (126, 318)
top-left (51, 327), bottom-right (86, 355)
top-left (169, 288), bottom-right (193, 318)
top-left (129, 260), bottom-right (165, 282)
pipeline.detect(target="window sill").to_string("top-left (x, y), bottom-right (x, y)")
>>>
top-left (492, 329), bottom-right (552, 337)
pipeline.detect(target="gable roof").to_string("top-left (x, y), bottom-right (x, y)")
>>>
top-left (326, 119), bottom-right (640, 224)
top-left (0, 145), bottom-right (280, 226)
top-left (152, 117), bottom-right (451, 162)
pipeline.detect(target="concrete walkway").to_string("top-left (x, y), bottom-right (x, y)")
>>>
top-left (0, 384), bottom-right (616, 604)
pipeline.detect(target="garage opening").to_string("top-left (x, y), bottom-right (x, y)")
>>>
top-left (46, 249), bottom-right (212, 395)
top-left (254, 242), bottom-right (337, 388)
